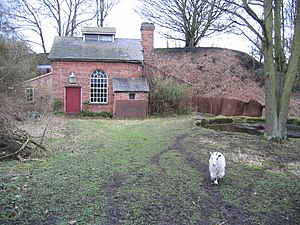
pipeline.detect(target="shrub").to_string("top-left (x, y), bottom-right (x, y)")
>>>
top-left (79, 110), bottom-right (113, 118)
top-left (149, 79), bottom-right (192, 115)
top-left (98, 111), bottom-right (113, 118)
top-left (53, 111), bottom-right (66, 116)
top-left (82, 100), bottom-right (90, 105)
top-left (79, 110), bottom-right (95, 117)
top-left (53, 99), bottom-right (63, 111)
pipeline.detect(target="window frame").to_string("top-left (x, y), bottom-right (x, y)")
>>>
top-left (25, 88), bottom-right (34, 102)
top-left (84, 34), bottom-right (114, 42)
top-left (128, 93), bottom-right (136, 100)
top-left (98, 34), bottom-right (113, 42)
top-left (90, 70), bottom-right (108, 104)
top-left (84, 34), bottom-right (99, 42)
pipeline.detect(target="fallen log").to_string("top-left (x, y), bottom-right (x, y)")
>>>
top-left (0, 137), bottom-right (30, 160)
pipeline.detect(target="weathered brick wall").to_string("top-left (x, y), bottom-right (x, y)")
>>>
top-left (51, 61), bottom-right (143, 113)
top-left (19, 73), bottom-right (53, 112)
top-left (141, 22), bottom-right (155, 57)
top-left (114, 92), bottom-right (148, 101)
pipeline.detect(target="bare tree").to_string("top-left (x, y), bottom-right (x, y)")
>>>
top-left (38, 0), bottom-right (96, 37)
top-left (1, 0), bottom-right (46, 52)
top-left (95, 0), bottom-right (121, 27)
top-left (284, 0), bottom-right (298, 53)
top-left (0, 1), bottom-right (18, 38)
top-left (19, 0), bottom-right (47, 53)
top-left (1, 0), bottom-right (121, 52)
top-left (136, 0), bottom-right (231, 47)
top-left (0, 38), bottom-right (36, 88)
top-left (2, 0), bottom-right (98, 52)
top-left (212, 0), bottom-right (300, 141)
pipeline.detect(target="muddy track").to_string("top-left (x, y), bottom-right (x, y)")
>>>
top-left (150, 133), bottom-right (187, 165)
top-left (166, 132), bottom-right (248, 224)
top-left (102, 125), bottom-right (297, 224)
top-left (102, 175), bottom-right (126, 225)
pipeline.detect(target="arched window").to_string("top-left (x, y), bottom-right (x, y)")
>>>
top-left (90, 70), bottom-right (108, 103)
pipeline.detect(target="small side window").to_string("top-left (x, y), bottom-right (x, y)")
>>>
top-left (99, 35), bottom-right (113, 42)
top-left (129, 93), bottom-right (136, 100)
top-left (25, 88), bottom-right (34, 102)
top-left (84, 34), bottom-right (98, 41)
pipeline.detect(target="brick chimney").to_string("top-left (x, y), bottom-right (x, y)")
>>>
top-left (141, 22), bottom-right (155, 57)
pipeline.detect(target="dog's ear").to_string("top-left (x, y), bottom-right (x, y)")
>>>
top-left (209, 151), bottom-right (213, 155)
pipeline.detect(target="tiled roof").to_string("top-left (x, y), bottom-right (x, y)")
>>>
top-left (48, 36), bottom-right (143, 62)
top-left (112, 78), bottom-right (149, 92)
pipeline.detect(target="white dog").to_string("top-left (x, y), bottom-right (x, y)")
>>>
top-left (209, 152), bottom-right (226, 185)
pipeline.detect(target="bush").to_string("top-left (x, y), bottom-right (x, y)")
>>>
top-left (53, 99), bottom-right (63, 111)
top-left (79, 110), bottom-right (95, 117)
top-left (98, 111), bottom-right (113, 118)
top-left (53, 111), bottom-right (66, 116)
top-left (149, 79), bottom-right (192, 115)
top-left (79, 110), bottom-right (113, 118)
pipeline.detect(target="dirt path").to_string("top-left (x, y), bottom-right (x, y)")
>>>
top-left (99, 121), bottom-right (299, 224)
top-left (151, 132), bottom-right (248, 225)
top-left (175, 133), bottom-right (248, 224)
top-left (102, 131), bottom-right (251, 224)
top-left (102, 175), bottom-right (126, 225)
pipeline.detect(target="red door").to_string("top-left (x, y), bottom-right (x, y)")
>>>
top-left (65, 87), bottom-right (81, 114)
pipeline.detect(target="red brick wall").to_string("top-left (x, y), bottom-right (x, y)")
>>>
top-left (20, 73), bottom-right (54, 112)
top-left (114, 92), bottom-right (148, 101)
top-left (141, 22), bottom-right (155, 57)
top-left (51, 61), bottom-right (143, 113)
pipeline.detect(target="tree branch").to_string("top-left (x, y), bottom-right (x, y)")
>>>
top-left (0, 136), bottom-right (30, 160)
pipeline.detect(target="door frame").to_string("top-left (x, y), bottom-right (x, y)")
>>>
top-left (64, 86), bottom-right (82, 114)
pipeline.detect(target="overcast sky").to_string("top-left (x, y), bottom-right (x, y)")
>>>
top-left (35, 0), bottom-right (252, 54)
top-left (104, 0), bottom-right (252, 52)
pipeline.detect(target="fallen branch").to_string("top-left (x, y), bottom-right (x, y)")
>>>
top-left (39, 124), bottom-right (49, 146)
top-left (0, 93), bottom-right (49, 160)
top-left (0, 125), bottom-right (48, 160)
top-left (29, 139), bottom-right (48, 152)
top-left (0, 137), bottom-right (30, 160)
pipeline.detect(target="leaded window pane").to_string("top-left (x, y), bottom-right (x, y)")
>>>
top-left (90, 70), bottom-right (108, 103)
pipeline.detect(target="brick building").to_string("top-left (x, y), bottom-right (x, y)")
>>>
top-left (20, 22), bottom-right (155, 118)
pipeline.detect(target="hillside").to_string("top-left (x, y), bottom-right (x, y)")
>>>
top-left (146, 47), bottom-right (300, 116)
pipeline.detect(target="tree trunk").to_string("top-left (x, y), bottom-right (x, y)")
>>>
top-left (185, 34), bottom-right (196, 47)
top-left (263, 0), bottom-right (286, 140)
top-left (263, 44), bottom-right (284, 140)
top-left (263, 0), bottom-right (300, 141)
top-left (99, 0), bottom-right (104, 27)
top-left (278, 0), bottom-right (300, 138)
top-left (263, 0), bottom-right (279, 140)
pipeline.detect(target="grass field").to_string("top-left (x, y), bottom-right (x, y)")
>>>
top-left (1, 116), bottom-right (299, 224)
